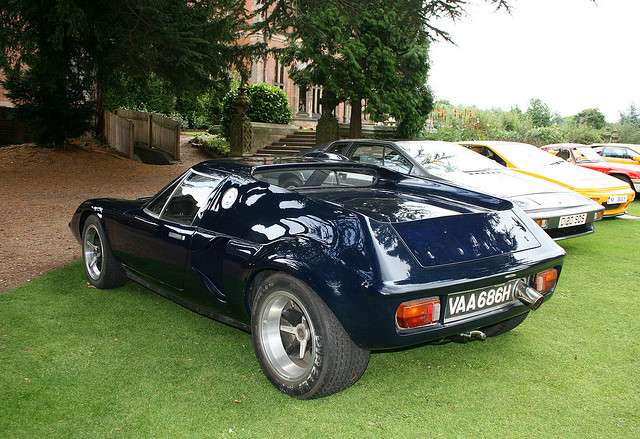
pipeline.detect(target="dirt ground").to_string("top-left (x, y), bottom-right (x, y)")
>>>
top-left (0, 135), bottom-right (210, 293)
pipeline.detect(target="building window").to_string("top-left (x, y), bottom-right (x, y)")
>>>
top-left (298, 86), bottom-right (307, 114)
top-left (311, 86), bottom-right (322, 116)
top-left (274, 59), bottom-right (285, 90)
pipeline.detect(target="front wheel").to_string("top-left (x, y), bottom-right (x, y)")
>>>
top-left (251, 273), bottom-right (370, 399)
top-left (82, 215), bottom-right (127, 289)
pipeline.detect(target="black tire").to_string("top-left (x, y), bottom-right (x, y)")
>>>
top-left (481, 312), bottom-right (529, 337)
top-left (81, 215), bottom-right (128, 289)
top-left (251, 273), bottom-right (370, 399)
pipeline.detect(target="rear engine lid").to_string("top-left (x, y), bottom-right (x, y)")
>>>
top-left (339, 195), bottom-right (474, 223)
top-left (391, 209), bottom-right (540, 267)
top-left (335, 191), bottom-right (540, 267)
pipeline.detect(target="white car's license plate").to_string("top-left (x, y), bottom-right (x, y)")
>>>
top-left (608, 195), bottom-right (628, 204)
top-left (558, 213), bottom-right (588, 228)
top-left (444, 280), bottom-right (519, 323)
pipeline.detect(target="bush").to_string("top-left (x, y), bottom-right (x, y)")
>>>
top-left (170, 112), bottom-right (210, 130)
top-left (4, 62), bottom-right (94, 147)
top-left (193, 132), bottom-right (230, 157)
top-left (422, 120), bottom-right (487, 142)
top-left (497, 109), bottom-right (531, 132)
top-left (103, 74), bottom-right (176, 115)
top-left (421, 107), bottom-right (490, 142)
top-left (522, 126), bottom-right (567, 146)
top-left (487, 129), bottom-right (526, 142)
top-left (219, 83), bottom-right (293, 138)
top-left (613, 123), bottom-right (640, 144)
top-left (103, 74), bottom-right (231, 130)
top-left (564, 127), bottom-right (602, 144)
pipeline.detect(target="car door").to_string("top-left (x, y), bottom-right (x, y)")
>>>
top-left (622, 147), bottom-right (640, 161)
top-left (110, 170), bottom-right (224, 291)
top-left (343, 142), bottom-right (413, 174)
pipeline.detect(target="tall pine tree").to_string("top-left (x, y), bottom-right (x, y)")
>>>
top-left (270, 1), bottom-right (432, 138)
top-left (0, 0), bottom-right (252, 147)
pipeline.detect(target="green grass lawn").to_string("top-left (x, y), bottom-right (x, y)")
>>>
top-left (2, 202), bottom-right (639, 438)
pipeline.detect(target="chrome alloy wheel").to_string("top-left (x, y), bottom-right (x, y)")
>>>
top-left (258, 290), bottom-right (316, 382)
top-left (83, 224), bottom-right (103, 280)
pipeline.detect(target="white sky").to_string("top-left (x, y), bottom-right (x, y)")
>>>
top-left (428, 0), bottom-right (640, 122)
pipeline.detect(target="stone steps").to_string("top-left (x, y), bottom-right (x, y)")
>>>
top-left (254, 131), bottom-right (317, 156)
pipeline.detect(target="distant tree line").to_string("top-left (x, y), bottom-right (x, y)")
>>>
top-left (425, 99), bottom-right (640, 145)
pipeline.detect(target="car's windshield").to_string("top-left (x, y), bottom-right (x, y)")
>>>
top-left (397, 141), bottom-right (504, 176)
top-left (573, 147), bottom-right (605, 163)
top-left (491, 143), bottom-right (565, 168)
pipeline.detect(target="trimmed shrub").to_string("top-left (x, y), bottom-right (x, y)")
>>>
top-left (193, 132), bottom-right (230, 157)
top-left (219, 83), bottom-right (293, 138)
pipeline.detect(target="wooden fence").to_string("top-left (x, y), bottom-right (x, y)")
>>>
top-left (103, 110), bottom-right (180, 160)
top-left (103, 111), bottom-right (135, 159)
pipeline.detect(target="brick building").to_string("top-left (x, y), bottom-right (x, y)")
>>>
top-left (0, 71), bottom-right (10, 108)
top-left (0, 70), bottom-right (26, 145)
top-left (241, 1), bottom-right (357, 127)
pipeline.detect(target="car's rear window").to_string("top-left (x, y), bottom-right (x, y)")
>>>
top-left (253, 167), bottom-right (377, 189)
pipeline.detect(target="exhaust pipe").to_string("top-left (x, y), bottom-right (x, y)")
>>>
top-left (452, 330), bottom-right (487, 343)
top-left (459, 330), bottom-right (486, 341)
top-left (514, 280), bottom-right (544, 310)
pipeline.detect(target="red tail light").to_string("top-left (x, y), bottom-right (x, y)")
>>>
top-left (535, 268), bottom-right (558, 293)
top-left (396, 298), bottom-right (441, 329)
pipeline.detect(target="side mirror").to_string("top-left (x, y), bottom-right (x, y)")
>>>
top-left (632, 156), bottom-right (640, 163)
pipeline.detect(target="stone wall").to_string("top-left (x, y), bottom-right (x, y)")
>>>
top-left (249, 122), bottom-right (299, 154)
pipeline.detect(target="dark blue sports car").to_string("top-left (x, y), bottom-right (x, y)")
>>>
top-left (70, 158), bottom-right (566, 399)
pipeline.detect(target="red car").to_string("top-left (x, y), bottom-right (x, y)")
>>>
top-left (542, 143), bottom-right (640, 194)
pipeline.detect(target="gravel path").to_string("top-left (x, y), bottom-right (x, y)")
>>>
top-left (0, 136), bottom-right (210, 293)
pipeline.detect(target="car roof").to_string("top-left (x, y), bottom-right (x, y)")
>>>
top-left (190, 156), bottom-right (395, 180)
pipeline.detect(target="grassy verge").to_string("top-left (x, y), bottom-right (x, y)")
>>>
top-left (1, 202), bottom-right (639, 438)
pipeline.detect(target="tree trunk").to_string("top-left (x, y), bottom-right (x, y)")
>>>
top-left (349, 98), bottom-right (362, 138)
top-left (94, 81), bottom-right (104, 138)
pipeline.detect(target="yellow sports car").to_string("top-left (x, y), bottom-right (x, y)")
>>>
top-left (459, 141), bottom-right (635, 217)
top-left (591, 143), bottom-right (640, 165)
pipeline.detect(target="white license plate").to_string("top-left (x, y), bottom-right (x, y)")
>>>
top-left (444, 280), bottom-right (519, 322)
top-left (608, 195), bottom-right (628, 204)
top-left (558, 213), bottom-right (588, 228)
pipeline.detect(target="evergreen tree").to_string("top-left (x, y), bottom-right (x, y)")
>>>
top-left (277, 1), bottom-right (432, 138)
top-left (576, 108), bottom-right (606, 129)
top-left (619, 104), bottom-right (640, 127)
top-left (0, 0), bottom-right (251, 147)
top-left (526, 98), bottom-right (551, 128)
